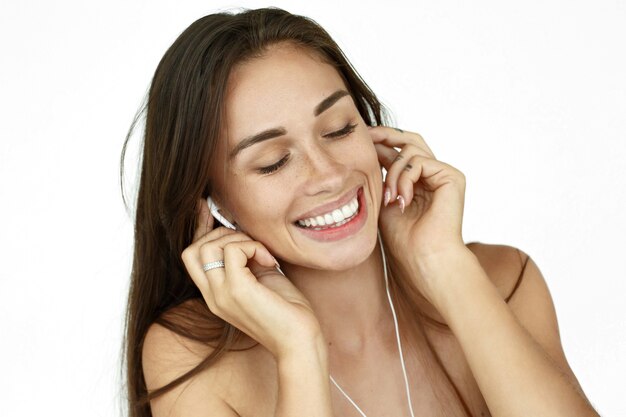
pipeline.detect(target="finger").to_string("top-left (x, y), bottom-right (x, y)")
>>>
top-left (400, 154), bottom-right (464, 196)
top-left (193, 197), bottom-right (214, 243)
top-left (223, 240), bottom-right (277, 289)
top-left (374, 141), bottom-right (431, 172)
top-left (181, 243), bottom-right (221, 309)
top-left (383, 145), bottom-right (433, 202)
top-left (198, 232), bottom-right (255, 269)
top-left (184, 232), bottom-right (254, 298)
top-left (368, 126), bottom-right (435, 158)
top-left (192, 225), bottom-right (239, 248)
top-left (396, 155), bottom-right (423, 209)
top-left (374, 143), bottom-right (399, 171)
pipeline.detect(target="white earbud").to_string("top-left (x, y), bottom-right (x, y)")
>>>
top-left (206, 196), bottom-right (237, 230)
top-left (206, 196), bottom-right (285, 275)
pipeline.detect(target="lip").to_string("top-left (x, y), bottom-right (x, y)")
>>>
top-left (294, 187), bottom-right (367, 242)
top-left (294, 185), bottom-right (361, 222)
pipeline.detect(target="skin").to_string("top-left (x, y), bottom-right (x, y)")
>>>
top-left (207, 42), bottom-right (391, 354)
top-left (145, 42), bottom-right (598, 416)
top-left (213, 44), bottom-right (383, 269)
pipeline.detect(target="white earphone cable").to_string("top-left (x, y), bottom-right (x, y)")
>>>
top-left (329, 374), bottom-right (369, 417)
top-left (328, 230), bottom-right (416, 417)
top-left (274, 231), bottom-right (415, 416)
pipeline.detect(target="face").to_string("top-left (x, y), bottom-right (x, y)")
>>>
top-left (212, 43), bottom-right (383, 270)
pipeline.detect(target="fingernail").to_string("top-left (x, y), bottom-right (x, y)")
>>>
top-left (383, 186), bottom-right (391, 206)
top-left (397, 195), bottom-right (405, 214)
top-left (273, 257), bottom-right (281, 268)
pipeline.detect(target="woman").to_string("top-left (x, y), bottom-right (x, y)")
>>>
top-left (122, 7), bottom-right (598, 417)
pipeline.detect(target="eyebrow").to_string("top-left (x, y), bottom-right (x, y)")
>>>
top-left (229, 89), bottom-right (351, 159)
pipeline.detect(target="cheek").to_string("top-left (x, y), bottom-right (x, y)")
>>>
top-left (232, 181), bottom-right (293, 230)
top-left (234, 192), bottom-right (294, 257)
top-left (349, 134), bottom-right (384, 197)
top-left (344, 134), bottom-right (382, 175)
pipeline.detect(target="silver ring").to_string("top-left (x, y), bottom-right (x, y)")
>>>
top-left (202, 260), bottom-right (225, 272)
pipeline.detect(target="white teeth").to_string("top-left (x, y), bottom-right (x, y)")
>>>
top-left (332, 209), bottom-right (344, 223)
top-left (297, 196), bottom-right (360, 229)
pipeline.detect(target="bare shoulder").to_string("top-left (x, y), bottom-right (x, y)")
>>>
top-left (465, 242), bottom-right (588, 397)
top-left (142, 299), bottom-right (239, 416)
top-left (142, 299), bottom-right (277, 417)
top-left (465, 241), bottom-right (528, 300)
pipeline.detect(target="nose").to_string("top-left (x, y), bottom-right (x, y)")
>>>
top-left (300, 143), bottom-right (349, 196)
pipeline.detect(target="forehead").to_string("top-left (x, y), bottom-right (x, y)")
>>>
top-left (223, 44), bottom-right (348, 145)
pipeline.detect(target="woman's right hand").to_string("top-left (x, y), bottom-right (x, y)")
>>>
top-left (181, 199), bottom-right (323, 360)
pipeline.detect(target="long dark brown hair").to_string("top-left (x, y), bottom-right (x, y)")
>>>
top-left (119, 6), bottom-right (392, 417)
top-left (120, 6), bottom-right (529, 417)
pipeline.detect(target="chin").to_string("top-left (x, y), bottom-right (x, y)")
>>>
top-left (301, 224), bottom-right (379, 271)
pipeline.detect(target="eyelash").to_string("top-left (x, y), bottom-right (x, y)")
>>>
top-left (257, 122), bottom-right (358, 175)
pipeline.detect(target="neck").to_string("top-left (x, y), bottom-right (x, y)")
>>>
top-left (280, 239), bottom-right (395, 355)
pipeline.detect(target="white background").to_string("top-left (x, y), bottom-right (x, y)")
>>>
top-left (0, 1), bottom-right (624, 416)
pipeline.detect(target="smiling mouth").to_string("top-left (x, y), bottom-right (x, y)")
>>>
top-left (294, 194), bottom-right (361, 230)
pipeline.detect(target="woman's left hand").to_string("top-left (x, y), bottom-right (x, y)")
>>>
top-left (370, 126), bottom-right (468, 295)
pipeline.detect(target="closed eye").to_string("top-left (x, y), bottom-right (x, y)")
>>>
top-left (257, 122), bottom-right (358, 175)
top-left (324, 122), bottom-right (358, 139)
top-left (258, 154), bottom-right (289, 175)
